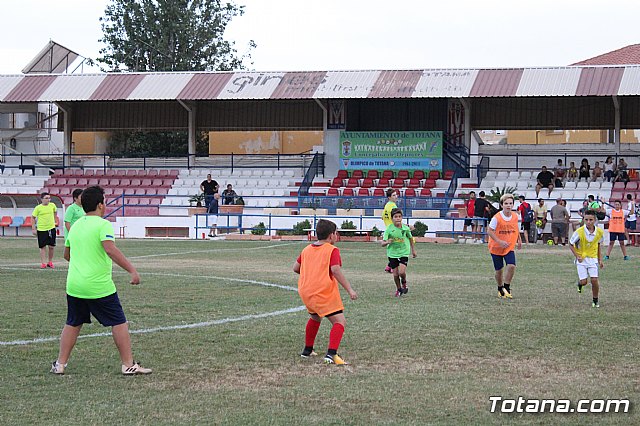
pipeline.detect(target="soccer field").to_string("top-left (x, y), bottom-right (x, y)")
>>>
top-left (0, 238), bottom-right (637, 425)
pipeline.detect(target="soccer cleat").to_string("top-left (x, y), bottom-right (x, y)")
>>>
top-left (592, 302), bottom-right (600, 308)
top-left (497, 292), bottom-right (505, 299)
top-left (323, 354), bottom-right (348, 365)
top-left (604, 256), bottom-right (609, 260)
top-left (50, 361), bottom-right (65, 375)
top-left (624, 256), bottom-right (629, 260)
top-left (384, 266), bottom-right (392, 274)
top-left (577, 282), bottom-right (583, 294)
top-left (401, 285), bottom-right (408, 295)
top-left (503, 290), bottom-right (513, 299)
top-left (300, 348), bottom-right (318, 358)
top-left (40, 263), bottom-right (47, 269)
top-left (394, 289), bottom-right (402, 297)
top-left (122, 361), bottom-right (152, 375)
top-left (47, 262), bottom-right (54, 269)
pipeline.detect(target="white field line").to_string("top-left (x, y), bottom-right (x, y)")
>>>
top-left (0, 306), bottom-right (306, 347)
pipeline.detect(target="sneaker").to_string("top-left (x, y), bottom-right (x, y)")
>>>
top-left (323, 354), bottom-right (348, 365)
top-left (122, 361), bottom-right (152, 375)
top-left (503, 290), bottom-right (513, 299)
top-left (604, 256), bottom-right (609, 260)
top-left (624, 256), bottom-right (629, 260)
top-left (300, 349), bottom-right (317, 358)
top-left (40, 263), bottom-right (47, 269)
top-left (384, 266), bottom-right (392, 274)
top-left (592, 302), bottom-right (600, 308)
top-left (50, 361), bottom-right (65, 375)
top-left (401, 285), bottom-right (408, 295)
top-left (577, 282), bottom-right (583, 294)
top-left (497, 291), bottom-right (505, 299)
top-left (394, 289), bottom-right (402, 297)
top-left (47, 262), bottom-right (54, 269)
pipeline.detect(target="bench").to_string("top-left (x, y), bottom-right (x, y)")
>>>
top-left (303, 228), bottom-right (374, 242)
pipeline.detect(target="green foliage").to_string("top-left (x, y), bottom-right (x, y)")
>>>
top-left (370, 225), bottom-right (382, 237)
top-left (251, 222), bottom-right (266, 235)
top-left (411, 221), bottom-right (428, 237)
top-left (487, 185), bottom-right (518, 204)
top-left (97, 0), bottom-right (255, 72)
top-left (340, 220), bottom-right (357, 230)
top-left (292, 219), bottom-right (311, 235)
top-left (234, 196), bottom-right (245, 206)
top-left (188, 192), bottom-right (205, 206)
top-left (107, 130), bottom-right (209, 157)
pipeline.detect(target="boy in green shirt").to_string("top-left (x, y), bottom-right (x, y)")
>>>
top-left (50, 186), bottom-right (151, 376)
top-left (63, 189), bottom-right (85, 238)
top-left (381, 208), bottom-right (417, 297)
top-left (32, 192), bottom-right (57, 269)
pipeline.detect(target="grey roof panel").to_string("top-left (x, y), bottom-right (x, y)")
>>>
top-left (40, 74), bottom-right (106, 101)
top-left (412, 69), bottom-right (478, 98)
top-left (128, 73), bottom-right (194, 100)
top-left (516, 67), bottom-right (582, 96)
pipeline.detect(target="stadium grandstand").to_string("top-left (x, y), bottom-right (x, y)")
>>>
top-left (1, 45), bottom-right (639, 239)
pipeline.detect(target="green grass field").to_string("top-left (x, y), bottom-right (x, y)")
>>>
top-left (0, 237), bottom-right (638, 425)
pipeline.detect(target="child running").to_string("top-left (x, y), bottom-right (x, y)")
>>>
top-left (487, 194), bottom-right (522, 299)
top-left (604, 200), bottom-right (629, 260)
top-left (294, 219), bottom-right (358, 365)
top-left (50, 186), bottom-right (151, 375)
top-left (381, 208), bottom-right (417, 297)
top-left (381, 188), bottom-right (399, 273)
top-left (569, 210), bottom-right (605, 308)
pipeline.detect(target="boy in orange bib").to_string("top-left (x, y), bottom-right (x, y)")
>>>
top-left (487, 194), bottom-right (522, 299)
top-left (294, 219), bottom-right (358, 365)
top-left (604, 200), bottom-right (629, 260)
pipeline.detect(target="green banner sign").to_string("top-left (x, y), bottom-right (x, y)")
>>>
top-left (339, 131), bottom-right (443, 171)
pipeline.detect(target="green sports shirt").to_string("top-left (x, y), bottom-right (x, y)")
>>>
top-left (63, 203), bottom-right (85, 238)
top-left (65, 215), bottom-right (116, 299)
top-left (32, 203), bottom-right (57, 231)
top-left (383, 223), bottom-right (412, 258)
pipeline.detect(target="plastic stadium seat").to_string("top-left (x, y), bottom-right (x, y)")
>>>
top-left (135, 188), bottom-right (146, 196)
top-left (1, 216), bottom-right (12, 234)
top-left (428, 170), bottom-right (440, 179)
top-left (372, 188), bottom-right (385, 197)
top-left (342, 188), bottom-right (354, 196)
top-left (8, 216), bottom-right (23, 235)
top-left (141, 179), bottom-right (152, 187)
top-left (125, 170), bottom-right (137, 177)
top-left (357, 188), bottom-right (370, 196)
top-left (413, 170), bottom-right (425, 180)
top-left (423, 179), bottom-right (436, 188)
top-left (444, 170), bottom-right (455, 179)
top-left (382, 170), bottom-right (394, 179)
top-left (361, 178), bottom-right (374, 188)
top-left (77, 178), bottom-right (88, 186)
top-left (346, 178), bottom-right (359, 188)
top-left (377, 178), bottom-right (390, 188)
top-left (158, 170), bottom-right (169, 177)
top-left (627, 181), bottom-right (639, 190)
top-left (327, 188), bottom-right (339, 196)
top-left (146, 188), bottom-right (157, 196)
top-left (405, 188), bottom-right (416, 197)
top-left (147, 170), bottom-right (159, 177)
top-left (331, 178), bottom-right (343, 188)
top-left (397, 170), bottom-right (410, 180)
top-left (351, 170), bottom-right (364, 179)
top-left (116, 170), bottom-right (127, 177)
top-left (22, 216), bottom-right (33, 228)
top-left (366, 170), bottom-right (379, 179)
top-left (419, 188), bottom-right (432, 197)
top-left (131, 179), bottom-right (142, 186)
top-left (392, 179), bottom-right (404, 188)
top-left (88, 178), bottom-right (99, 186)
top-left (407, 178), bottom-right (420, 188)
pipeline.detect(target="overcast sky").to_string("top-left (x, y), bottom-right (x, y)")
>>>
top-left (0, 0), bottom-right (637, 74)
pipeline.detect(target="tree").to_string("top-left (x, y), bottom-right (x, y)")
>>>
top-left (97, 0), bottom-right (254, 72)
top-left (95, 0), bottom-right (255, 156)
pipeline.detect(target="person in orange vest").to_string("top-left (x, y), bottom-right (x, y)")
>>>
top-left (294, 219), bottom-right (358, 365)
top-left (487, 194), bottom-right (522, 299)
top-left (604, 200), bottom-right (629, 260)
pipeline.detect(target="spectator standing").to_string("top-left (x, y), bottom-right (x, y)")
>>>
top-left (463, 191), bottom-right (476, 237)
top-left (207, 192), bottom-right (221, 238)
top-left (579, 158), bottom-right (590, 181)
top-left (553, 159), bottom-right (566, 187)
top-left (535, 166), bottom-right (555, 197)
top-left (550, 198), bottom-right (570, 245)
top-left (64, 189), bottom-right (85, 239)
top-left (473, 191), bottom-right (491, 243)
top-left (604, 200), bottom-right (629, 260)
top-left (516, 195), bottom-right (534, 244)
top-left (591, 161), bottom-right (603, 182)
top-left (221, 184), bottom-right (238, 205)
top-left (32, 192), bottom-right (58, 269)
top-left (533, 198), bottom-right (548, 241)
top-left (603, 156), bottom-right (616, 182)
top-left (624, 194), bottom-right (637, 246)
top-left (200, 174), bottom-right (219, 210)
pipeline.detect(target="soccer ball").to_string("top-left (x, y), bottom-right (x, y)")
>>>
top-left (547, 239), bottom-right (554, 246)
top-left (535, 220), bottom-right (543, 228)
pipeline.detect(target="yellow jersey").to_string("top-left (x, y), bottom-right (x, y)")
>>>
top-left (571, 226), bottom-right (604, 259)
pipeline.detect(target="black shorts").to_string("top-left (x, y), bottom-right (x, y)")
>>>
top-left (388, 257), bottom-right (409, 269)
top-left (609, 232), bottom-right (626, 241)
top-left (37, 229), bottom-right (56, 248)
top-left (521, 221), bottom-right (531, 231)
top-left (66, 292), bottom-right (127, 327)
top-left (464, 218), bottom-right (473, 227)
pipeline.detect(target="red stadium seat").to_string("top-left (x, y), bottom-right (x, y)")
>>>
top-left (376, 178), bottom-right (390, 188)
top-left (407, 178), bottom-right (420, 188)
top-left (372, 188), bottom-right (384, 197)
top-left (382, 170), bottom-right (394, 179)
top-left (336, 170), bottom-right (348, 179)
top-left (126, 170), bottom-right (137, 177)
top-left (147, 170), bottom-right (159, 177)
top-left (342, 188), bottom-right (354, 196)
top-left (130, 179), bottom-right (142, 186)
top-left (331, 178), bottom-right (344, 188)
top-left (366, 170), bottom-right (379, 179)
top-left (22, 216), bottom-right (33, 227)
top-left (351, 170), bottom-right (364, 179)
top-left (77, 178), bottom-right (88, 186)
top-left (361, 178), bottom-right (374, 188)
top-left (423, 179), bottom-right (436, 188)
top-left (419, 188), bottom-right (432, 197)
top-left (392, 179), bottom-right (404, 188)
top-left (397, 170), bottom-right (409, 180)
top-left (428, 170), bottom-right (440, 179)
top-left (444, 170), bottom-right (455, 180)
top-left (413, 170), bottom-right (425, 180)
top-left (626, 181), bottom-right (639, 190)
top-left (327, 188), bottom-right (339, 196)
top-left (346, 178), bottom-right (359, 188)
top-left (404, 188), bottom-right (416, 197)
top-left (357, 188), bottom-right (370, 196)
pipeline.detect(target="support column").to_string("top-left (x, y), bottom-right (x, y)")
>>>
top-left (612, 96), bottom-right (620, 154)
top-left (55, 102), bottom-right (73, 168)
top-left (459, 98), bottom-right (472, 152)
top-left (178, 100), bottom-right (197, 164)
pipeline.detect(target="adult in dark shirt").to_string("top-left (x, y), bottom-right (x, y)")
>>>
top-left (578, 158), bottom-right (590, 181)
top-left (473, 191), bottom-right (491, 243)
top-left (221, 184), bottom-right (238, 205)
top-left (200, 173), bottom-right (219, 209)
top-left (535, 166), bottom-right (555, 197)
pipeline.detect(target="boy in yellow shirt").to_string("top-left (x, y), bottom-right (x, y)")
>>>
top-left (569, 210), bottom-right (605, 308)
top-left (32, 192), bottom-right (57, 269)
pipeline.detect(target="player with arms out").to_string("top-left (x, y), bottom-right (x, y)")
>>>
top-left (569, 210), bottom-right (605, 308)
top-left (487, 194), bottom-right (522, 299)
top-left (294, 219), bottom-right (358, 365)
top-left (50, 186), bottom-right (151, 375)
top-left (381, 208), bottom-right (417, 297)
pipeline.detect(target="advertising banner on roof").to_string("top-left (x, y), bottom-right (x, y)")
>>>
top-left (339, 131), bottom-right (442, 171)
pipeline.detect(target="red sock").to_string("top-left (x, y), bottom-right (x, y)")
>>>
top-left (305, 318), bottom-right (321, 348)
top-left (328, 323), bottom-right (345, 352)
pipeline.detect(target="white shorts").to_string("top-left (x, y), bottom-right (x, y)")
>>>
top-left (208, 215), bottom-right (218, 227)
top-left (576, 257), bottom-right (599, 280)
